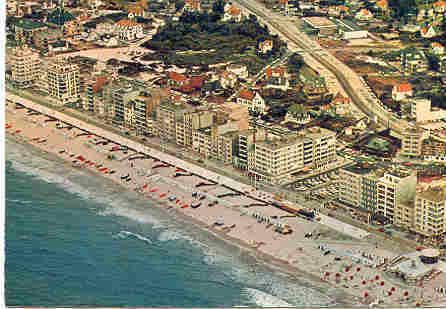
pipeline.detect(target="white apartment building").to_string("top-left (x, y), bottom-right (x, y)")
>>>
top-left (411, 98), bottom-right (446, 123)
top-left (376, 169), bottom-right (417, 224)
top-left (9, 45), bottom-right (41, 88)
top-left (414, 186), bottom-right (446, 238)
top-left (250, 127), bottom-right (337, 185)
top-left (47, 57), bottom-right (80, 104)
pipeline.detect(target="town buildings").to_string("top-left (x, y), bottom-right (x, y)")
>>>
top-left (400, 126), bottom-right (425, 158)
top-left (414, 186), bottom-right (446, 238)
top-left (9, 45), bottom-right (41, 89)
top-left (47, 57), bottom-right (80, 104)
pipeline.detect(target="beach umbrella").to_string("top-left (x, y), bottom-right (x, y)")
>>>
top-left (370, 279), bottom-right (374, 283)
top-left (350, 275), bottom-right (353, 280)
top-left (325, 272), bottom-right (330, 277)
top-left (357, 267), bottom-right (361, 272)
top-left (362, 280), bottom-right (366, 285)
top-left (404, 291), bottom-right (409, 296)
top-left (345, 266), bottom-right (350, 272)
top-left (364, 292), bottom-right (369, 298)
top-left (380, 281), bottom-right (385, 286)
top-left (391, 287), bottom-right (395, 292)
top-left (376, 275), bottom-right (380, 280)
top-left (335, 273), bottom-right (340, 277)
top-left (388, 291), bottom-right (392, 296)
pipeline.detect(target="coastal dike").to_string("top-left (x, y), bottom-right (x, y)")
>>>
top-left (6, 93), bottom-right (257, 197)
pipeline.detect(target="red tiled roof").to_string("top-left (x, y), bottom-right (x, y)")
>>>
top-left (92, 76), bottom-right (109, 93)
top-left (434, 0), bottom-right (446, 7)
top-left (231, 6), bottom-right (241, 15)
top-left (168, 71), bottom-right (187, 82)
top-left (239, 89), bottom-right (254, 100)
top-left (395, 83), bottom-right (412, 92)
top-left (116, 19), bottom-right (138, 27)
top-left (266, 67), bottom-right (285, 78)
top-left (188, 76), bottom-right (205, 88)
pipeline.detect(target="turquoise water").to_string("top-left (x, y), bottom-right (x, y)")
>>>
top-left (5, 137), bottom-right (334, 307)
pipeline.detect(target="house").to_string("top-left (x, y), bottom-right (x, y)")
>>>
top-left (431, 42), bottom-right (445, 55)
top-left (227, 64), bottom-right (248, 80)
top-left (236, 89), bottom-right (266, 114)
top-left (355, 8), bottom-right (373, 21)
top-left (375, 0), bottom-right (389, 14)
top-left (400, 49), bottom-right (429, 73)
top-left (258, 40), bottom-right (273, 54)
top-left (283, 104), bottom-right (311, 125)
top-left (116, 18), bottom-right (143, 40)
top-left (222, 5), bottom-right (243, 22)
top-left (219, 71), bottom-right (237, 89)
top-left (433, 0), bottom-right (446, 13)
top-left (184, 0), bottom-right (201, 12)
top-left (128, 5), bottom-right (145, 17)
top-left (168, 71), bottom-right (188, 88)
top-left (392, 83), bottom-right (413, 101)
top-left (420, 24), bottom-right (440, 38)
top-left (265, 66), bottom-right (289, 90)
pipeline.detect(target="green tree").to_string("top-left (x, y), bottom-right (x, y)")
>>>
top-left (288, 53), bottom-right (304, 73)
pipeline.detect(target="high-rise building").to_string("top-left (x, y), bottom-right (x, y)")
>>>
top-left (47, 57), bottom-right (80, 104)
top-left (9, 45), bottom-right (41, 88)
top-left (414, 186), bottom-right (446, 238)
top-left (401, 126), bottom-right (425, 158)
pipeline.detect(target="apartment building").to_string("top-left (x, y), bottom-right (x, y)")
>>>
top-left (176, 109), bottom-right (215, 148)
top-left (236, 129), bottom-right (265, 170)
top-left (250, 135), bottom-right (305, 185)
top-left (47, 57), bottom-right (80, 104)
top-left (109, 82), bottom-right (140, 127)
top-left (300, 127), bottom-right (337, 170)
top-left (339, 164), bottom-right (374, 208)
top-left (423, 137), bottom-right (446, 162)
top-left (192, 120), bottom-right (239, 165)
top-left (401, 126), bottom-right (425, 158)
top-left (155, 100), bottom-right (189, 142)
top-left (376, 169), bottom-right (417, 224)
top-left (414, 186), bottom-right (446, 238)
top-left (395, 200), bottom-right (415, 230)
top-left (9, 45), bottom-right (41, 88)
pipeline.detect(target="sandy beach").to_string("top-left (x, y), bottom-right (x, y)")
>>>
top-left (7, 102), bottom-right (446, 307)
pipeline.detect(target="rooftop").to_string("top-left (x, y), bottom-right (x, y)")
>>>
top-left (13, 19), bottom-right (47, 30)
top-left (343, 163), bottom-right (377, 175)
top-left (417, 186), bottom-right (446, 202)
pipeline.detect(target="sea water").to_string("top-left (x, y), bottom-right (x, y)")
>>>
top-left (5, 137), bottom-right (334, 307)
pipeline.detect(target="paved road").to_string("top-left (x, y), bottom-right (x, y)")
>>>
top-left (231, 0), bottom-right (408, 136)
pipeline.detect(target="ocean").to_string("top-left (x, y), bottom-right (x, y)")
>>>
top-left (5, 137), bottom-right (335, 307)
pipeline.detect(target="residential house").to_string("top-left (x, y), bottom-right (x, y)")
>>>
top-left (227, 64), bottom-right (248, 80)
top-left (431, 42), bottom-right (445, 55)
top-left (355, 8), bottom-right (373, 21)
top-left (400, 49), bottom-right (429, 73)
top-left (433, 0), bottom-right (446, 13)
top-left (265, 66), bottom-right (289, 90)
top-left (392, 83), bottom-right (413, 101)
top-left (258, 40), bottom-right (273, 54)
top-left (168, 71), bottom-right (188, 88)
top-left (219, 71), bottom-right (237, 89)
top-left (283, 104), bottom-right (311, 125)
top-left (236, 89), bottom-right (266, 114)
top-left (184, 0), bottom-right (201, 11)
top-left (222, 5), bottom-right (243, 22)
top-left (116, 17), bottom-right (143, 41)
top-left (375, 0), bottom-right (389, 15)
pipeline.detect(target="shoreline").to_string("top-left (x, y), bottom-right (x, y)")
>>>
top-left (6, 102), bottom-right (433, 307)
top-left (5, 132), bottom-right (349, 306)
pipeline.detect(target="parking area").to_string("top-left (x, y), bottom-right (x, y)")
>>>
top-left (287, 171), bottom-right (340, 192)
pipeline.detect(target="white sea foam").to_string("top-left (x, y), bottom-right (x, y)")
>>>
top-left (5, 198), bottom-right (33, 204)
top-left (157, 230), bottom-right (184, 242)
top-left (241, 287), bottom-right (293, 307)
top-left (117, 230), bottom-right (153, 244)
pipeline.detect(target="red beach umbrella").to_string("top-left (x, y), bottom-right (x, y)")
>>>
top-left (404, 291), bottom-right (409, 297)
top-left (15, 130), bottom-right (21, 134)
top-left (176, 200), bottom-right (180, 204)
top-left (364, 292), bottom-right (369, 298)
top-left (325, 272), bottom-right (330, 277)
top-left (345, 266), bottom-right (350, 272)
top-left (335, 273), bottom-right (340, 277)
top-left (380, 281), bottom-right (385, 286)
top-left (362, 280), bottom-right (366, 285)
top-left (357, 267), bottom-right (361, 272)
top-left (350, 275), bottom-right (353, 280)
top-left (376, 275), bottom-right (380, 280)
top-left (391, 287), bottom-right (395, 292)
top-left (370, 280), bottom-right (374, 283)
top-left (388, 291), bottom-right (392, 296)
